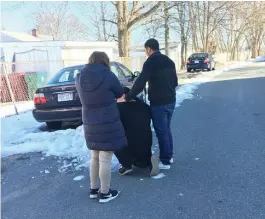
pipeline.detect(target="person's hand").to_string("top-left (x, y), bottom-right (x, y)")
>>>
top-left (117, 94), bottom-right (126, 103)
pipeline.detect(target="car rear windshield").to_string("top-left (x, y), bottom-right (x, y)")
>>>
top-left (48, 66), bottom-right (84, 84)
top-left (190, 53), bottom-right (208, 58)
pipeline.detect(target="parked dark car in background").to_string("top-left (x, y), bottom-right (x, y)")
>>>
top-left (32, 62), bottom-right (144, 129)
top-left (187, 52), bottom-right (216, 72)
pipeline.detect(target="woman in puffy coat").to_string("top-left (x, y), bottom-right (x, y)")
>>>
top-left (75, 51), bottom-right (127, 203)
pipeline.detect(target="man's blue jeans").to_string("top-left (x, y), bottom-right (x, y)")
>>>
top-left (151, 102), bottom-right (175, 165)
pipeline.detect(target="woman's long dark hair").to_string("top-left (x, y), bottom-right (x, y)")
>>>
top-left (88, 51), bottom-right (110, 70)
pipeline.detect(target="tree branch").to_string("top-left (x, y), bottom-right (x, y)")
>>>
top-left (102, 19), bottom-right (118, 25)
top-left (128, 2), bottom-right (162, 29)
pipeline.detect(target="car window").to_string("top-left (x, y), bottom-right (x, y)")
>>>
top-left (58, 71), bottom-right (71, 83)
top-left (110, 63), bottom-right (125, 79)
top-left (48, 66), bottom-right (82, 84)
top-left (117, 63), bottom-right (133, 77)
top-left (190, 53), bottom-right (208, 58)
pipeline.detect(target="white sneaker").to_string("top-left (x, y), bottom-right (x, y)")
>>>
top-left (170, 158), bottom-right (174, 164)
top-left (159, 162), bottom-right (171, 170)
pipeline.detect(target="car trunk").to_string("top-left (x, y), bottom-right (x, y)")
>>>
top-left (35, 82), bottom-right (81, 110)
top-left (189, 56), bottom-right (207, 64)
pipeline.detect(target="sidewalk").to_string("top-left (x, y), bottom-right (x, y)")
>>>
top-left (0, 101), bottom-right (34, 118)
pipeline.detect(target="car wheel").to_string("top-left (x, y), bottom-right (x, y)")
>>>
top-left (46, 121), bottom-right (62, 130)
top-left (207, 66), bottom-right (212, 71)
top-left (187, 68), bottom-right (192, 73)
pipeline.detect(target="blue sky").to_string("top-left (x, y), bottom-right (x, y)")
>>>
top-left (1, 2), bottom-right (177, 46)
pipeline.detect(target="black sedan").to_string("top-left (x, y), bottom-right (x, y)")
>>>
top-left (33, 62), bottom-right (143, 129)
top-left (187, 52), bottom-right (216, 72)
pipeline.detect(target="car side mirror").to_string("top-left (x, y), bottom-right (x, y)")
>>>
top-left (133, 71), bottom-right (140, 78)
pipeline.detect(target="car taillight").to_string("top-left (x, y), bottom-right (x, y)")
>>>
top-left (34, 93), bottom-right (47, 105)
top-left (204, 58), bottom-right (210, 63)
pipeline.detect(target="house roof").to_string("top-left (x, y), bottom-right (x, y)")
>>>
top-left (0, 30), bottom-right (53, 42)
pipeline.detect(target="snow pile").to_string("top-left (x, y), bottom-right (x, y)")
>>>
top-left (0, 101), bottom-right (34, 118)
top-left (1, 112), bottom-right (119, 171)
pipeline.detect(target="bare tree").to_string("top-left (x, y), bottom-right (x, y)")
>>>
top-left (244, 2), bottom-right (265, 58)
top-left (215, 2), bottom-right (265, 60)
top-left (142, 14), bottom-right (164, 39)
top-left (110, 1), bottom-right (162, 57)
top-left (80, 2), bottom-right (117, 41)
top-left (34, 2), bottom-right (87, 40)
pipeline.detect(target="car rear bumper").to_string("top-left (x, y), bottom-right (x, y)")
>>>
top-left (187, 63), bottom-right (210, 69)
top-left (33, 107), bottom-right (82, 122)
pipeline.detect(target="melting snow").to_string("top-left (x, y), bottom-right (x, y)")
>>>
top-left (152, 173), bottom-right (166, 179)
top-left (73, 175), bottom-right (85, 181)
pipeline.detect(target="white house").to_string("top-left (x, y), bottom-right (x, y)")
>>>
top-left (1, 30), bottom-right (117, 80)
top-left (130, 41), bottom-right (193, 70)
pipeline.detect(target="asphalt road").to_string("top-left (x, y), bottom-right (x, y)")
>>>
top-left (2, 63), bottom-right (265, 219)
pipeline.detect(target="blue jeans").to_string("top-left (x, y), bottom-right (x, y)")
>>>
top-left (151, 102), bottom-right (175, 165)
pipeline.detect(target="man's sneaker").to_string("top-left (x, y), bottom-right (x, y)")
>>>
top-left (150, 156), bottom-right (160, 176)
top-left (118, 167), bottom-right (133, 175)
top-left (89, 188), bottom-right (99, 199)
top-left (99, 189), bottom-right (120, 203)
top-left (159, 162), bottom-right (171, 170)
top-left (170, 158), bottom-right (174, 164)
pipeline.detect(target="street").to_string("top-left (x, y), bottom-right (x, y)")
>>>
top-left (2, 63), bottom-right (265, 219)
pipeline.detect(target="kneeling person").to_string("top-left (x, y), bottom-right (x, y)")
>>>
top-left (115, 87), bottom-right (159, 176)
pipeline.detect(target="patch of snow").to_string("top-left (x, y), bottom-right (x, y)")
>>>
top-left (73, 175), bottom-right (84, 181)
top-left (194, 158), bottom-right (200, 161)
top-left (0, 101), bottom-right (34, 118)
top-left (179, 193), bottom-right (184, 196)
top-left (151, 173), bottom-right (166, 179)
top-left (41, 157), bottom-right (44, 160)
top-left (40, 171), bottom-right (43, 173)
top-left (44, 170), bottom-right (50, 174)
top-left (140, 178), bottom-right (144, 181)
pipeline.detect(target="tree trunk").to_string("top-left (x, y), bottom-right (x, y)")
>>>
top-left (116, 1), bottom-right (162, 57)
top-left (164, 1), bottom-right (169, 56)
top-left (189, 2), bottom-right (198, 52)
top-left (180, 42), bottom-right (185, 69)
top-left (251, 39), bottom-right (258, 58)
top-left (205, 2), bottom-right (210, 52)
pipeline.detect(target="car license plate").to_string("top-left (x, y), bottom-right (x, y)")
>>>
top-left (195, 60), bottom-right (199, 63)
top-left (58, 92), bottom-right (73, 102)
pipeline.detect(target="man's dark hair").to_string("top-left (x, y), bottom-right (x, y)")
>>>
top-left (144, 38), bottom-right (159, 51)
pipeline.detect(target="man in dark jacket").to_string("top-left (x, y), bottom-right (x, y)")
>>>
top-left (123, 39), bottom-right (178, 170)
top-left (114, 87), bottom-right (159, 176)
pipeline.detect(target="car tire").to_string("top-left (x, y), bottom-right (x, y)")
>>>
top-left (46, 121), bottom-right (62, 130)
top-left (207, 66), bottom-right (212, 71)
top-left (187, 68), bottom-right (192, 73)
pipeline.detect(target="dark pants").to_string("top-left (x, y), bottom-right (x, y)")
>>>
top-left (151, 101), bottom-right (175, 165)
